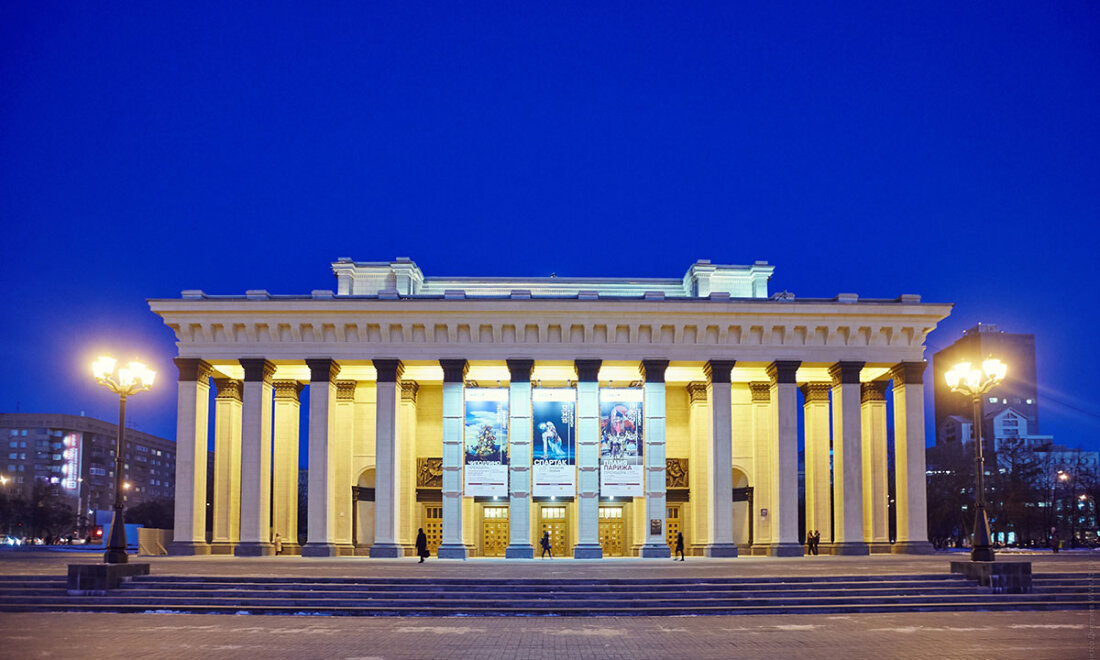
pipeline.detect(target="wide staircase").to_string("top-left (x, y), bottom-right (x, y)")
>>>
top-left (0, 573), bottom-right (1091, 616)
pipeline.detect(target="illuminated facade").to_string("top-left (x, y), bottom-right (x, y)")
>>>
top-left (151, 258), bottom-right (951, 558)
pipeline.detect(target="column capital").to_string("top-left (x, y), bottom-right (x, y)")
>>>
top-left (704, 360), bottom-right (735, 383)
top-left (174, 358), bottom-right (214, 383)
top-left (829, 361), bottom-right (865, 386)
top-left (641, 359), bottom-right (670, 383)
top-left (336, 380), bottom-right (358, 401)
top-left (305, 358), bottom-right (341, 383)
top-left (439, 359), bottom-right (469, 383)
top-left (766, 360), bottom-right (801, 385)
top-left (400, 381), bottom-right (419, 403)
top-left (372, 358), bottom-right (404, 382)
top-left (891, 361), bottom-right (925, 386)
top-left (800, 382), bottom-right (830, 404)
top-left (239, 358), bottom-right (277, 384)
top-left (574, 359), bottom-right (602, 382)
top-left (687, 382), bottom-right (708, 404)
top-left (749, 382), bottom-right (771, 403)
top-left (213, 378), bottom-right (242, 402)
top-left (506, 359), bottom-right (534, 383)
top-left (273, 380), bottom-right (303, 401)
top-left (861, 380), bottom-right (889, 403)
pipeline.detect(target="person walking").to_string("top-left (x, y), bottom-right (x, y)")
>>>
top-left (540, 531), bottom-right (553, 559)
top-left (416, 528), bottom-right (429, 563)
top-left (273, 532), bottom-right (283, 556)
top-left (675, 531), bottom-right (685, 561)
top-left (813, 530), bottom-right (821, 555)
top-left (806, 530), bottom-right (814, 555)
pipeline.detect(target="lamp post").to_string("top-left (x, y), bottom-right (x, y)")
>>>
top-left (945, 357), bottom-right (1007, 562)
top-left (92, 356), bottom-right (155, 564)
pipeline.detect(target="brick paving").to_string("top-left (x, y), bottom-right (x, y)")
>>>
top-left (0, 610), bottom-right (1093, 659)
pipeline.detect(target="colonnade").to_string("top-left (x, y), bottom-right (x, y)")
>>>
top-left (171, 357), bottom-right (931, 557)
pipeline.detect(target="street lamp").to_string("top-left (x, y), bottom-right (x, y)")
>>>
top-left (945, 357), bottom-right (1007, 562)
top-left (92, 356), bottom-right (155, 564)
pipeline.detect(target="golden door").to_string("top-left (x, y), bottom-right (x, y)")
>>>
top-left (666, 505), bottom-right (682, 552)
top-left (482, 506), bottom-right (509, 556)
top-left (423, 505), bottom-right (443, 555)
top-left (598, 506), bottom-right (624, 556)
top-left (539, 506), bottom-right (567, 557)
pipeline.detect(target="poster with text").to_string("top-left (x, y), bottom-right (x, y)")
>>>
top-left (599, 389), bottom-right (645, 497)
top-left (532, 389), bottom-right (576, 497)
top-left (463, 388), bottom-right (509, 497)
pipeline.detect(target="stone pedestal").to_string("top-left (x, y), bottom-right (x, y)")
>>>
top-left (950, 560), bottom-right (1032, 594)
top-left (67, 563), bottom-right (150, 595)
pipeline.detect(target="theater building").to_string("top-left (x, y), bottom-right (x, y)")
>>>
top-left (150, 258), bottom-right (951, 558)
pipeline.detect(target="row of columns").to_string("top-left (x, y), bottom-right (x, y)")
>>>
top-left (172, 357), bottom-right (930, 558)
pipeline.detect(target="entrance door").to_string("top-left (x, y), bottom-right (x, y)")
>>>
top-left (539, 506), bottom-right (567, 557)
top-left (423, 505), bottom-right (443, 556)
top-left (666, 504), bottom-right (682, 552)
top-left (598, 506), bottom-right (624, 556)
top-left (482, 506), bottom-right (509, 556)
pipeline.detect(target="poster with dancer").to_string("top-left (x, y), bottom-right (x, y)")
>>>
top-left (532, 388), bottom-right (576, 497)
top-left (599, 389), bottom-right (644, 497)
top-left (463, 388), bottom-right (509, 497)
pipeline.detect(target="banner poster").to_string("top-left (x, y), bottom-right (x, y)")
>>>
top-left (463, 388), bottom-right (509, 497)
top-left (531, 389), bottom-right (576, 497)
top-left (599, 389), bottom-right (645, 498)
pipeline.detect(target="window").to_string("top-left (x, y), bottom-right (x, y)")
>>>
top-left (7, 453), bottom-right (16, 460)
top-left (1026, 398), bottom-right (1034, 405)
top-left (598, 507), bottom-right (623, 519)
top-left (8, 441), bottom-right (16, 448)
top-left (6, 464), bottom-right (13, 472)
top-left (988, 397), bottom-right (997, 403)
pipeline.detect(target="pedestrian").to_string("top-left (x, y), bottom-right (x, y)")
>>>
top-left (675, 531), bottom-right (685, 561)
top-left (806, 530), bottom-right (815, 555)
top-left (273, 532), bottom-right (283, 555)
top-left (416, 528), bottom-right (429, 563)
top-left (540, 531), bottom-right (553, 559)
top-left (813, 530), bottom-right (821, 555)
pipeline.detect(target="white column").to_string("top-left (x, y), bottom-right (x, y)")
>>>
top-left (272, 380), bottom-right (302, 554)
top-left (749, 382), bottom-right (772, 552)
top-left (371, 358), bottom-right (403, 557)
top-left (892, 362), bottom-right (934, 553)
top-left (704, 360), bottom-right (737, 557)
top-left (211, 379), bottom-right (242, 554)
top-left (438, 359), bottom-right (469, 559)
top-left (399, 382), bottom-right (418, 553)
top-left (574, 359), bottom-right (603, 558)
top-left (170, 358), bottom-right (213, 555)
top-left (830, 361), bottom-right (869, 554)
top-left (861, 381), bottom-right (889, 551)
top-left (767, 361), bottom-right (803, 556)
top-left (236, 359), bottom-right (275, 556)
top-left (334, 380), bottom-right (357, 554)
top-left (687, 383), bottom-right (712, 553)
top-left (302, 359), bottom-right (339, 556)
top-left (505, 359), bottom-right (535, 558)
top-left (641, 360), bottom-right (671, 557)
top-left (801, 383), bottom-right (832, 543)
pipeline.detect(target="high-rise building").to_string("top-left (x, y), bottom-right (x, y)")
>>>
top-left (932, 323), bottom-right (1039, 446)
top-left (0, 413), bottom-right (177, 519)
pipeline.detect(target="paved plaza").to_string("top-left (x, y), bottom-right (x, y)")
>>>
top-left (1, 550), bottom-right (1096, 658)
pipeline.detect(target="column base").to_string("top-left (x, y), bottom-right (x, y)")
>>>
top-left (892, 541), bottom-right (935, 555)
top-left (369, 543), bottom-right (403, 558)
top-left (234, 542), bottom-right (275, 557)
top-left (336, 544), bottom-right (356, 557)
top-left (168, 541), bottom-right (210, 556)
top-left (765, 543), bottom-right (804, 557)
top-left (704, 543), bottom-right (738, 558)
top-left (436, 543), bottom-right (469, 559)
top-left (829, 541), bottom-right (870, 556)
top-left (301, 542), bottom-right (341, 557)
top-left (278, 543), bottom-right (302, 556)
top-left (208, 542), bottom-right (235, 555)
top-left (505, 545), bottom-right (535, 559)
top-left (640, 543), bottom-right (671, 558)
top-left (869, 541), bottom-right (894, 554)
top-left (573, 544), bottom-right (604, 559)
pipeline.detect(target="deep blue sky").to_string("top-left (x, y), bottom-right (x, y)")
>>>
top-left (2, 2), bottom-right (1098, 454)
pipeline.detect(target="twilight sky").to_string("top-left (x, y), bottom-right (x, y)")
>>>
top-left (2, 2), bottom-right (1098, 455)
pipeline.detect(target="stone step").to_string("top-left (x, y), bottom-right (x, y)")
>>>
top-left (128, 573), bottom-right (969, 586)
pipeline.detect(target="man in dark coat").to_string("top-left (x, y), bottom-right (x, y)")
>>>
top-left (675, 531), bottom-right (685, 561)
top-left (415, 528), bottom-right (429, 563)
top-left (540, 531), bottom-right (553, 559)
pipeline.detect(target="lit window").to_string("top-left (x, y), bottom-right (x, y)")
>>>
top-left (988, 397), bottom-right (997, 403)
top-left (1026, 399), bottom-right (1034, 405)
